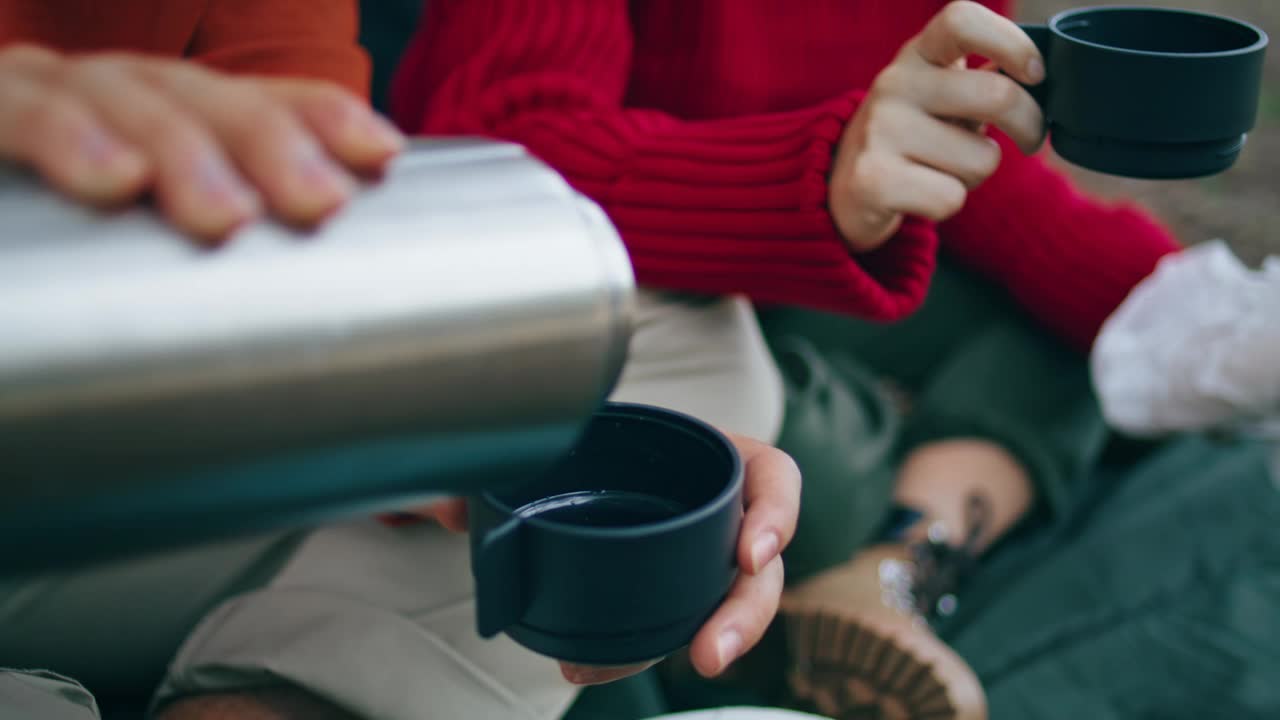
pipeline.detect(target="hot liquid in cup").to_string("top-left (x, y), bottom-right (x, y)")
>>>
top-left (469, 403), bottom-right (743, 665)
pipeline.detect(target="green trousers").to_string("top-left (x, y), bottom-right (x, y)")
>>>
top-left (762, 261), bottom-right (1110, 583)
top-left (634, 261), bottom-right (1280, 719)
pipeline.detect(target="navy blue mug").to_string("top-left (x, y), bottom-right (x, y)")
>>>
top-left (1020, 6), bottom-right (1267, 178)
top-left (468, 403), bottom-right (743, 665)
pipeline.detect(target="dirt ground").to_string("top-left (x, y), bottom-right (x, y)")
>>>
top-left (1018, 0), bottom-right (1279, 263)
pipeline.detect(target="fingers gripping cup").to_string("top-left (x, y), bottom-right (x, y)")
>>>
top-left (1019, 6), bottom-right (1267, 179)
top-left (469, 403), bottom-right (744, 666)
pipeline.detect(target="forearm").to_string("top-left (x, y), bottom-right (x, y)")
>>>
top-left (392, 0), bottom-right (938, 321)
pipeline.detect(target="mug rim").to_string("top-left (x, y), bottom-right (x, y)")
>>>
top-left (478, 401), bottom-right (744, 539)
top-left (1049, 5), bottom-right (1268, 59)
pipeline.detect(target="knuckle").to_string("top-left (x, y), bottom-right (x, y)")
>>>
top-left (142, 113), bottom-right (209, 154)
top-left (56, 55), bottom-right (133, 92)
top-left (769, 454), bottom-right (803, 510)
top-left (255, 111), bottom-right (307, 150)
top-left (0, 43), bottom-right (58, 69)
top-left (18, 93), bottom-right (82, 138)
top-left (852, 153), bottom-right (892, 202)
top-left (227, 78), bottom-right (277, 108)
top-left (294, 81), bottom-right (373, 130)
top-left (145, 59), bottom-right (209, 91)
top-left (939, 1), bottom-right (979, 34)
top-left (983, 76), bottom-right (1023, 116)
top-left (1006, 117), bottom-right (1044, 156)
top-left (862, 103), bottom-right (897, 141)
top-left (57, 57), bottom-right (103, 86)
top-left (872, 65), bottom-right (911, 97)
top-left (225, 82), bottom-right (295, 135)
top-left (265, 78), bottom-right (361, 118)
top-left (761, 556), bottom-right (786, 598)
top-left (777, 450), bottom-right (802, 490)
top-left (743, 568), bottom-right (782, 627)
top-left (304, 81), bottom-right (358, 108)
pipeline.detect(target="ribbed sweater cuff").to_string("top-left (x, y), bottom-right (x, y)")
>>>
top-left (578, 92), bottom-right (938, 321)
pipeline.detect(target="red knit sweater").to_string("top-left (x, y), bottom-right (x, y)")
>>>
top-left (392, 0), bottom-right (1180, 349)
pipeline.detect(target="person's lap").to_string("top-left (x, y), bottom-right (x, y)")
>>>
top-left (1, 533), bottom-right (300, 718)
top-left (2, 523), bottom-right (577, 720)
top-left (16, 269), bottom-right (1275, 720)
top-left (611, 290), bottom-right (785, 443)
top-left (760, 263), bottom-right (1280, 717)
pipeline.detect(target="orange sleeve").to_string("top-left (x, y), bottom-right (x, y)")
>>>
top-left (189, 0), bottom-right (371, 98)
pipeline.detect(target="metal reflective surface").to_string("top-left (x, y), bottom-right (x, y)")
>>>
top-left (0, 139), bottom-right (635, 505)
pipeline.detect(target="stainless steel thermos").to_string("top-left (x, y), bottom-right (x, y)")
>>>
top-left (0, 140), bottom-right (635, 549)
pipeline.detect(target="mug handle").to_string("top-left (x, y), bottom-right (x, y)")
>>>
top-left (473, 514), bottom-right (528, 637)
top-left (1017, 24), bottom-right (1053, 109)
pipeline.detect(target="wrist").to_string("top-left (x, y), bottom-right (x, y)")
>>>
top-left (828, 147), bottom-right (882, 254)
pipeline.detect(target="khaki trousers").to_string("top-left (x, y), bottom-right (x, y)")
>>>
top-left (1, 291), bottom-right (784, 720)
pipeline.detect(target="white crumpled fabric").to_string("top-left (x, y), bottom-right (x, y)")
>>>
top-left (1091, 241), bottom-right (1280, 482)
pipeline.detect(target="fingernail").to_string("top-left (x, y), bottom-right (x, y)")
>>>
top-left (197, 153), bottom-right (259, 214)
top-left (83, 127), bottom-right (122, 165)
top-left (716, 629), bottom-right (744, 671)
top-left (83, 128), bottom-right (146, 179)
top-left (364, 112), bottom-right (406, 152)
top-left (294, 140), bottom-right (354, 196)
top-left (1026, 57), bottom-right (1045, 84)
top-left (750, 531), bottom-right (779, 573)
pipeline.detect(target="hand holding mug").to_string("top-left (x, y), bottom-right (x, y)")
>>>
top-left (829, 0), bottom-right (1046, 252)
top-left (455, 405), bottom-right (801, 685)
top-left (414, 428), bottom-right (800, 686)
top-left (560, 433), bottom-right (800, 685)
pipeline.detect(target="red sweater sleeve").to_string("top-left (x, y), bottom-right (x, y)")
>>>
top-left (390, 0), bottom-right (935, 321)
top-left (940, 131), bottom-right (1181, 351)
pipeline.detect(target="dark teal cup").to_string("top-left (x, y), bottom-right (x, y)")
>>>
top-left (1020, 6), bottom-right (1267, 178)
top-left (468, 402), bottom-right (743, 665)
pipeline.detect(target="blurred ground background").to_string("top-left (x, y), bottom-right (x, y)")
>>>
top-left (1019, 0), bottom-right (1279, 263)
